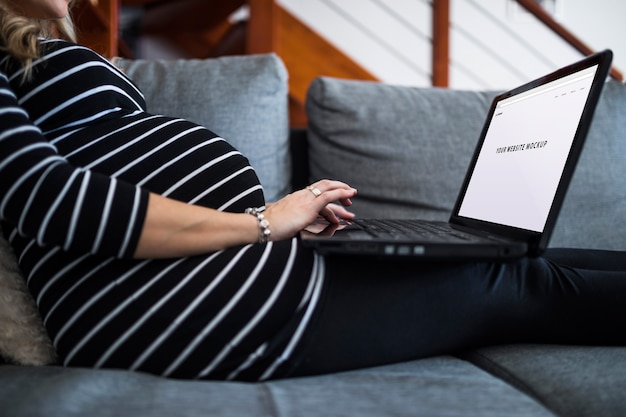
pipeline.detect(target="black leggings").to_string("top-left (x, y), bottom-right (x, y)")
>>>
top-left (291, 248), bottom-right (626, 377)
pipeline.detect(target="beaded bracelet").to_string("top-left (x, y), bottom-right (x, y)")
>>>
top-left (245, 207), bottom-right (271, 243)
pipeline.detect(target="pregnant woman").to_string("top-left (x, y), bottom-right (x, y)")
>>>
top-left (1, 0), bottom-right (625, 381)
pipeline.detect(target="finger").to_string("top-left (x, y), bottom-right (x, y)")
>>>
top-left (306, 183), bottom-right (356, 201)
top-left (333, 206), bottom-right (356, 219)
top-left (319, 206), bottom-right (340, 224)
top-left (305, 185), bottom-right (323, 198)
top-left (318, 189), bottom-right (357, 208)
top-left (338, 197), bottom-right (354, 207)
top-left (309, 180), bottom-right (356, 194)
top-left (327, 203), bottom-right (355, 219)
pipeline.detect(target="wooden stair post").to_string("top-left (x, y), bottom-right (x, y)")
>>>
top-left (246, 0), bottom-right (280, 54)
top-left (74, 0), bottom-right (120, 58)
top-left (432, 0), bottom-right (449, 87)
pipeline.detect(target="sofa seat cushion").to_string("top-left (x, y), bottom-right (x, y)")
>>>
top-left (305, 77), bottom-right (626, 250)
top-left (0, 356), bottom-right (554, 417)
top-left (114, 54), bottom-right (291, 202)
top-left (464, 345), bottom-right (626, 417)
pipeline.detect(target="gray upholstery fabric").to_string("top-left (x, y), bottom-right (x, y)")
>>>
top-left (464, 345), bottom-right (626, 417)
top-left (551, 79), bottom-right (626, 248)
top-left (306, 77), bottom-right (495, 221)
top-left (306, 77), bottom-right (626, 250)
top-left (0, 357), bottom-right (553, 417)
top-left (114, 54), bottom-right (291, 202)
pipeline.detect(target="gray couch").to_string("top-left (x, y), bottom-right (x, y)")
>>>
top-left (1, 53), bottom-right (625, 417)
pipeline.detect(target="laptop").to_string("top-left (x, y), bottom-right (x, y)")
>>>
top-left (300, 50), bottom-right (613, 260)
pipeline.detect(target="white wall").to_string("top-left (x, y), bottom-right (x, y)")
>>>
top-left (278, 0), bottom-right (433, 86)
top-left (278, 0), bottom-right (625, 90)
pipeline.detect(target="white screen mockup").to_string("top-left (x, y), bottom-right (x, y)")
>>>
top-left (458, 65), bottom-right (598, 232)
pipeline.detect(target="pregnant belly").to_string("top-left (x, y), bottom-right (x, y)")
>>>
top-left (54, 113), bottom-right (265, 211)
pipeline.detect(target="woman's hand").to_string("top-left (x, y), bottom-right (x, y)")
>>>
top-left (134, 180), bottom-right (356, 259)
top-left (263, 180), bottom-right (357, 241)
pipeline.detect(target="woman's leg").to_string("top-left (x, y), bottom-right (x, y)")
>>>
top-left (543, 248), bottom-right (626, 270)
top-left (291, 249), bottom-right (626, 377)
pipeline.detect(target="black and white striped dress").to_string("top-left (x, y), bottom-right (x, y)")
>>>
top-left (0, 39), bottom-right (324, 381)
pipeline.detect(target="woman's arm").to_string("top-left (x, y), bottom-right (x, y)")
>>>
top-left (134, 180), bottom-right (357, 259)
top-left (1, 71), bottom-right (357, 260)
top-left (0, 72), bottom-right (149, 259)
top-left (133, 193), bottom-right (258, 258)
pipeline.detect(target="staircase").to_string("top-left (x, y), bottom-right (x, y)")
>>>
top-left (74, 0), bottom-right (377, 126)
top-left (245, 0), bottom-right (377, 126)
top-left (74, 0), bottom-right (623, 127)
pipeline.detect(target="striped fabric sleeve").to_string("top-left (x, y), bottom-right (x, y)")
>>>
top-left (0, 71), bottom-right (149, 259)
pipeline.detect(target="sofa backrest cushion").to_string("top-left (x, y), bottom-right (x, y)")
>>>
top-left (114, 54), bottom-right (291, 202)
top-left (0, 224), bottom-right (57, 366)
top-left (306, 76), bottom-right (626, 250)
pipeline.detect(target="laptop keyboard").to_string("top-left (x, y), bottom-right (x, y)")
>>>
top-left (351, 219), bottom-right (477, 241)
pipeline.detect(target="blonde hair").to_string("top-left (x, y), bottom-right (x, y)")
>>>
top-left (0, 2), bottom-right (77, 80)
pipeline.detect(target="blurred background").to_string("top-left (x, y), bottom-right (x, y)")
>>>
top-left (74, 0), bottom-right (625, 126)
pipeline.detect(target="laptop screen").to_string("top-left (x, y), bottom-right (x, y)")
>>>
top-left (457, 64), bottom-right (599, 232)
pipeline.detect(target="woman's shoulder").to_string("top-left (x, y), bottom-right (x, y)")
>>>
top-left (39, 38), bottom-right (102, 60)
top-left (32, 38), bottom-right (121, 81)
top-left (0, 39), bottom-right (102, 75)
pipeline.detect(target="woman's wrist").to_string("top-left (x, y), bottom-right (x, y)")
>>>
top-left (245, 206), bottom-right (271, 243)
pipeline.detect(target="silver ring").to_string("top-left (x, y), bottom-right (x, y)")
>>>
top-left (306, 185), bottom-right (322, 198)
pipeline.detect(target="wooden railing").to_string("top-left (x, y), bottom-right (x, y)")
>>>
top-left (430, 0), bottom-right (623, 85)
top-left (73, 0), bottom-right (247, 59)
top-left (431, 0), bottom-right (449, 87)
top-left (74, 0), bottom-right (623, 126)
top-left (72, 0), bottom-right (122, 57)
top-left (517, 0), bottom-right (593, 55)
top-left (511, 0), bottom-right (623, 81)
top-left (74, 0), bottom-right (377, 126)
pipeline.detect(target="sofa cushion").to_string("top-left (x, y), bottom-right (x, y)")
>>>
top-left (551, 79), bottom-right (626, 249)
top-left (306, 77), bottom-right (495, 221)
top-left (114, 54), bottom-right (291, 202)
top-left (0, 356), bottom-right (554, 417)
top-left (0, 225), bottom-right (56, 366)
top-left (464, 345), bottom-right (626, 417)
top-left (306, 77), bottom-right (626, 250)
